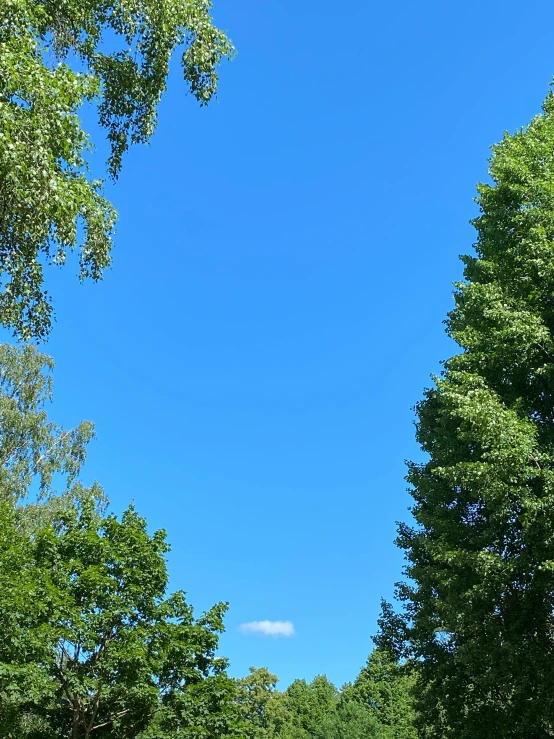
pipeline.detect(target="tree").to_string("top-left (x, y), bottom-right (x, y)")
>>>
top-left (261, 676), bottom-right (342, 739)
top-left (0, 494), bottom-right (241, 739)
top-left (0, 342), bottom-right (97, 525)
top-left (236, 667), bottom-right (279, 739)
top-left (342, 647), bottom-right (416, 739)
top-left (281, 676), bottom-right (339, 739)
top-left (329, 697), bottom-right (386, 739)
top-left (394, 88), bottom-right (554, 737)
top-left (263, 674), bottom-right (387, 739)
top-left (0, 0), bottom-right (234, 339)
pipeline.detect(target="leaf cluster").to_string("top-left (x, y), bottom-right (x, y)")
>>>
top-left (0, 0), bottom-right (234, 339)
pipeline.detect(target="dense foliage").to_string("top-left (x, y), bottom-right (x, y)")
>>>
top-left (0, 0), bottom-right (234, 339)
top-left (390, 89), bottom-right (554, 738)
top-left (235, 653), bottom-right (417, 739)
top-left (0, 496), bottom-right (240, 739)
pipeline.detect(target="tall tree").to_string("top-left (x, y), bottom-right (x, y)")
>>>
top-left (394, 89), bottom-right (554, 737)
top-left (0, 0), bottom-right (234, 339)
top-left (0, 494), bottom-right (240, 739)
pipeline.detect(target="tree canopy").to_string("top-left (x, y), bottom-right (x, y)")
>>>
top-left (0, 0), bottom-right (234, 339)
top-left (343, 647), bottom-right (416, 739)
top-left (234, 658), bottom-right (416, 739)
top-left (392, 89), bottom-right (554, 738)
top-left (0, 494), bottom-right (240, 739)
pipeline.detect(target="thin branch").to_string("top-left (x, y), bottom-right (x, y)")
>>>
top-left (89, 708), bottom-right (131, 732)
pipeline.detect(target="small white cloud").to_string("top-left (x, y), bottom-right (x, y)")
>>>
top-left (238, 620), bottom-right (295, 638)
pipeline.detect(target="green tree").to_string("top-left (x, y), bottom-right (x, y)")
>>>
top-left (329, 697), bottom-right (385, 739)
top-left (262, 674), bottom-right (387, 739)
top-left (0, 342), bottom-right (97, 523)
top-left (394, 87), bottom-right (554, 738)
top-left (342, 648), bottom-right (416, 739)
top-left (0, 0), bottom-right (234, 339)
top-left (0, 494), bottom-right (240, 738)
top-left (236, 667), bottom-right (279, 739)
top-left (286, 676), bottom-right (339, 739)
top-left (264, 676), bottom-right (339, 739)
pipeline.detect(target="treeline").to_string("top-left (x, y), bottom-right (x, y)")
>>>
top-left (4, 1), bottom-right (554, 738)
top-left (236, 653), bottom-right (416, 739)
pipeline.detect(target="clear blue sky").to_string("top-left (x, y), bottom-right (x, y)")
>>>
top-left (28, 0), bottom-right (554, 688)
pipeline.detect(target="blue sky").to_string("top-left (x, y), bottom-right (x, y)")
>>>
top-left (27, 0), bottom-right (554, 689)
